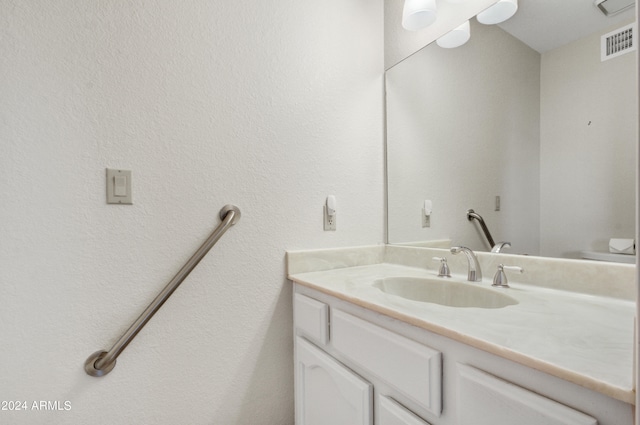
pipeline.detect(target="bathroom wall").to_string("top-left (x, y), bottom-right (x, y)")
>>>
top-left (539, 21), bottom-right (637, 258)
top-left (386, 21), bottom-right (541, 254)
top-left (0, 1), bottom-right (383, 424)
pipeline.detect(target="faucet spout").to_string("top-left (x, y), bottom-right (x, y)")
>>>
top-left (450, 246), bottom-right (482, 282)
top-left (491, 242), bottom-right (511, 253)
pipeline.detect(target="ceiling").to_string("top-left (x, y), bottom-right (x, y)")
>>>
top-left (497, 0), bottom-right (636, 53)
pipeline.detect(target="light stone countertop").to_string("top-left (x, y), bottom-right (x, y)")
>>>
top-left (287, 245), bottom-right (636, 405)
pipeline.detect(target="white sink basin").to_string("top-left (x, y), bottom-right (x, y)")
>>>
top-left (373, 277), bottom-right (518, 309)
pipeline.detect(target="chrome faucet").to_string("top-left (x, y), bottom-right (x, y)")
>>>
top-left (491, 242), bottom-right (511, 253)
top-left (450, 246), bottom-right (482, 282)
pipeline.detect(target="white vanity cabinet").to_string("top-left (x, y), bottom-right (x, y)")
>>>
top-left (294, 293), bottom-right (433, 425)
top-left (378, 395), bottom-right (431, 425)
top-left (295, 336), bottom-right (372, 425)
top-left (293, 285), bottom-right (633, 425)
top-left (457, 364), bottom-right (597, 425)
top-left (330, 309), bottom-right (442, 417)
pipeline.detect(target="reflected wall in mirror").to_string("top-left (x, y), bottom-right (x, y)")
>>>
top-left (386, 6), bottom-right (637, 260)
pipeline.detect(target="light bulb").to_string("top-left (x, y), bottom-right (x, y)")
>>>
top-left (437, 20), bottom-right (471, 48)
top-left (477, 0), bottom-right (518, 25)
top-left (402, 0), bottom-right (438, 31)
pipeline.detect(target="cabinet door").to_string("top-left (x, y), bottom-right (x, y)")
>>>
top-left (457, 364), bottom-right (597, 425)
top-left (296, 337), bottom-right (373, 425)
top-left (378, 395), bottom-right (431, 425)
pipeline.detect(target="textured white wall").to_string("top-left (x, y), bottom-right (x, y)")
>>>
top-left (386, 22), bottom-right (541, 254)
top-left (0, 1), bottom-right (383, 424)
top-left (540, 21), bottom-right (637, 258)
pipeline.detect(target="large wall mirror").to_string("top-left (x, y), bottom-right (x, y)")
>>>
top-left (386, 0), bottom-right (637, 260)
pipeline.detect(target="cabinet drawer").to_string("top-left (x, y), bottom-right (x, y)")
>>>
top-left (379, 395), bottom-right (431, 425)
top-left (457, 364), bottom-right (597, 425)
top-left (331, 309), bottom-right (442, 417)
top-left (294, 293), bottom-right (329, 345)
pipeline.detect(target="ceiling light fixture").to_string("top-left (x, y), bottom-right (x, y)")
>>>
top-left (436, 20), bottom-right (471, 48)
top-left (402, 0), bottom-right (438, 31)
top-left (477, 0), bottom-right (518, 25)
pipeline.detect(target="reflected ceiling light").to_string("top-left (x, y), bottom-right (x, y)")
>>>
top-left (594, 0), bottom-right (635, 16)
top-left (477, 0), bottom-right (518, 25)
top-left (402, 0), bottom-right (437, 31)
top-left (436, 20), bottom-right (471, 48)
top-left (445, 0), bottom-right (469, 3)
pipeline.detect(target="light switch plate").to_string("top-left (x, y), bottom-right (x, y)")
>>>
top-left (106, 169), bottom-right (132, 204)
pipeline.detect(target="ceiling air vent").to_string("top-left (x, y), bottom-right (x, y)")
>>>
top-left (601, 23), bottom-right (636, 61)
top-left (594, 0), bottom-right (635, 16)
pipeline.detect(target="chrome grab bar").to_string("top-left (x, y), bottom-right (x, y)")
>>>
top-left (84, 204), bottom-right (241, 377)
top-left (466, 209), bottom-right (495, 248)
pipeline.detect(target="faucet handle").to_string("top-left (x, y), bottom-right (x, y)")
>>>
top-left (492, 264), bottom-right (523, 288)
top-left (432, 257), bottom-right (451, 278)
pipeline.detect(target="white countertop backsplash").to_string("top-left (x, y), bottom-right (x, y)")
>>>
top-left (287, 244), bottom-right (636, 404)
